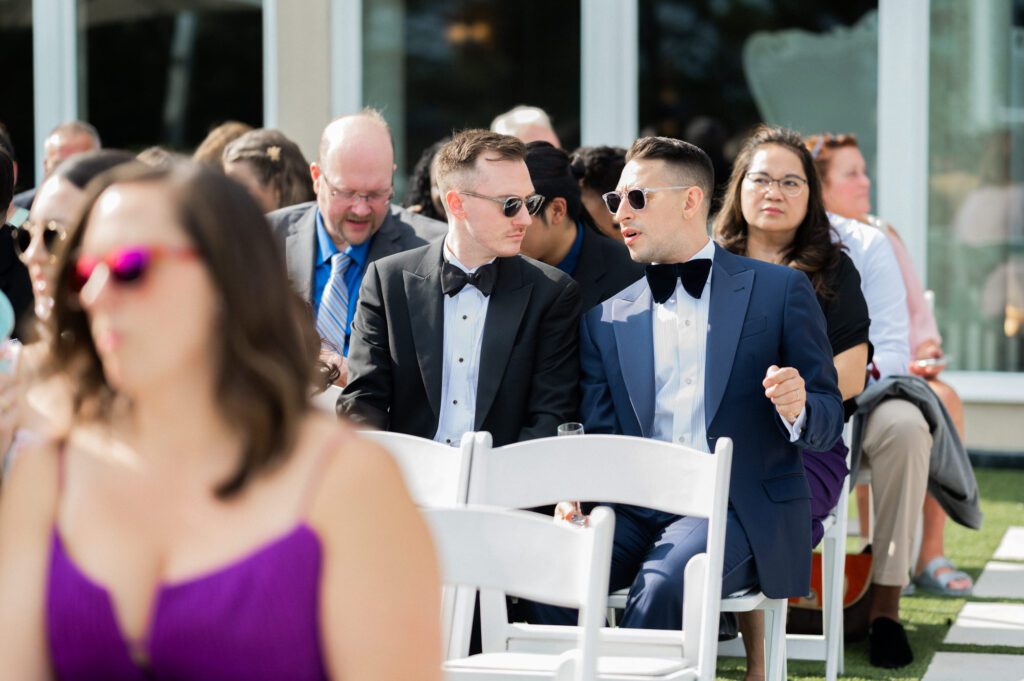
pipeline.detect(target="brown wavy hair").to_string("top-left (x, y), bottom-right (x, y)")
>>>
top-left (713, 125), bottom-right (841, 298)
top-left (50, 162), bottom-right (317, 498)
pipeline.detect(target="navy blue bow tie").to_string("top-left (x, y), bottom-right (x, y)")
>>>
top-left (645, 259), bottom-right (712, 304)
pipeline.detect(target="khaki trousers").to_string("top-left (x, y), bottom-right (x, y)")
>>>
top-left (859, 398), bottom-right (931, 586)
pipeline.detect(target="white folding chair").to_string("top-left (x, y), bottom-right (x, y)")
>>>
top-left (359, 430), bottom-right (474, 508)
top-left (468, 432), bottom-right (733, 681)
top-left (424, 505), bottom-right (616, 681)
top-left (712, 471), bottom-right (848, 681)
top-left (358, 430), bottom-right (474, 659)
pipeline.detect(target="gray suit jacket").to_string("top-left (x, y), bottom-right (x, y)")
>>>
top-left (266, 201), bottom-right (447, 303)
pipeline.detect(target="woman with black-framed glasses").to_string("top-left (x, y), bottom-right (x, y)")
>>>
top-left (714, 125), bottom-right (876, 675)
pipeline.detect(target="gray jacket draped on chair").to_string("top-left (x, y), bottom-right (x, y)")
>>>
top-left (850, 375), bottom-right (983, 530)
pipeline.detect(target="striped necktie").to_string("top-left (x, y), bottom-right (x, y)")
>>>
top-left (316, 252), bottom-right (352, 353)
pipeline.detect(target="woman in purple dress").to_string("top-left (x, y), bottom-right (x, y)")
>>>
top-left (715, 125), bottom-right (871, 681)
top-left (0, 162), bottom-right (442, 680)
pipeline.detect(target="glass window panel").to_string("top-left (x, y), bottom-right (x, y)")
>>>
top-left (928, 0), bottom-right (1024, 372)
top-left (638, 1), bottom-right (876, 203)
top-left (76, 0), bottom-right (263, 153)
top-left (363, 0), bottom-right (581, 199)
top-left (0, 0), bottom-right (35, 190)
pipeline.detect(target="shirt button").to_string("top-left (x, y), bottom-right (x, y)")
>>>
top-left (686, 378), bottom-right (693, 385)
top-left (677, 436), bottom-right (686, 444)
top-left (446, 439), bottom-right (452, 444)
top-left (453, 400), bottom-right (458, 405)
top-left (458, 357), bottom-right (464, 363)
top-left (462, 315), bottom-right (468, 320)
top-left (685, 319), bottom-right (691, 327)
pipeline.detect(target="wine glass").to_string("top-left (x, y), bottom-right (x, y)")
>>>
top-left (557, 422), bottom-right (587, 526)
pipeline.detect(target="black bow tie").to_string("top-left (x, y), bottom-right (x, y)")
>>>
top-left (441, 260), bottom-right (498, 297)
top-left (645, 259), bottom-right (712, 304)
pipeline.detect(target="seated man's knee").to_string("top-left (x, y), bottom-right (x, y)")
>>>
top-left (866, 399), bottom-right (931, 467)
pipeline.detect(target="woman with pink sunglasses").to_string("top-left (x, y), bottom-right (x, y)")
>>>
top-left (0, 162), bottom-right (441, 680)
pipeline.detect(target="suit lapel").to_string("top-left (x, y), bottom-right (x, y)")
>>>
top-left (475, 257), bottom-right (532, 429)
top-left (286, 205), bottom-right (318, 302)
top-left (366, 207), bottom-right (402, 263)
top-left (705, 245), bottom-right (754, 427)
top-left (404, 241), bottom-right (446, 421)
top-left (612, 286), bottom-right (656, 437)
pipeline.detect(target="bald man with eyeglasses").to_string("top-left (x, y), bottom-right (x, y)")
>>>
top-left (267, 110), bottom-right (446, 385)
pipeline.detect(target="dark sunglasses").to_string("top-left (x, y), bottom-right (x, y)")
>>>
top-left (459, 190), bottom-right (545, 218)
top-left (12, 220), bottom-right (67, 260)
top-left (601, 186), bottom-right (693, 213)
top-left (71, 245), bottom-right (198, 294)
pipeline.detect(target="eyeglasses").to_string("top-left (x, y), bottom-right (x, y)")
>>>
top-left (71, 245), bottom-right (198, 294)
top-left (12, 220), bottom-right (67, 262)
top-left (459, 190), bottom-right (544, 218)
top-left (319, 172), bottom-right (393, 205)
top-left (744, 172), bottom-right (808, 198)
top-left (601, 186), bottom-right (692, 213)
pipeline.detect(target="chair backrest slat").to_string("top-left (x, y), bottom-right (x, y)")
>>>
top-left (360, 430), bottom-right (472, 507)
top-left (470, 433), bottom-right (728, 519)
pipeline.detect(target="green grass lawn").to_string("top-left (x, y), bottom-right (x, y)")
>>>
top-left (714, 468), bottom-right (1024, 680)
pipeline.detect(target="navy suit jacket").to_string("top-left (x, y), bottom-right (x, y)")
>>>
top-left (579, 243), bottom-right (843, 598)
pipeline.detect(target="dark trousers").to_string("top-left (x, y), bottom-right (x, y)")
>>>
top-left (519, 505), bottom-right (757, 631)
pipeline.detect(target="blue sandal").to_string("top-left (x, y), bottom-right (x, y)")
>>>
top-left (913, 556), bottom-right (974, 596)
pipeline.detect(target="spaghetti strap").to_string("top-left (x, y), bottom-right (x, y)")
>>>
top-left (296, 429), bottom-right (348, 519)
top-left (55, 439), bottom-right (68, 497)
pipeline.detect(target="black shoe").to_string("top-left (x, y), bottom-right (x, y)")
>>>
top-left (868, 616), bottom-right (914, 668)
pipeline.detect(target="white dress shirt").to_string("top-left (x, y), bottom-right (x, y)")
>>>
top-left (829, 213), bottom-right (911, 379)
top-left (651, 239), bottom-right (805, 450)
top-left (433, 242), bottom-right (493, 446)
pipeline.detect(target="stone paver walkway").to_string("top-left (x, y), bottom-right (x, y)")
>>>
top-left (923, 527), bottom-right (1024, 680)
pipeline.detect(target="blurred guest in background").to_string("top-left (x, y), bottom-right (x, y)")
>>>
top-left (491, 105), bottom-right (561, 147)
top-left (267, 110), bottom-right (445, 386)
top-left (223, 128), bottom-right (315, 213)
top-left (12, 120), bottom-right (102, 211)
top-left (192, 120), bottom-right (253, 167)
top-left (572, 145), bottom-right (627, 241)
top-left (0, 147), bottom-right (33, 338)
top-left (404, 138), bottom-right (449, 221)
top-left (808, 131), bottom-right (974, 600)
top-left (522, 141), bottom-right (643, 311)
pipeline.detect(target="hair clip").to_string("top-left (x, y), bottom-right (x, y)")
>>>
top-left (810, 137), bottom-right (825, 160)
top-left (266, 146), bottom-right (281, 162)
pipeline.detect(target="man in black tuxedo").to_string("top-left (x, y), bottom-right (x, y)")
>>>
top-left (340, 130), bottom-right (582, 447)
top-left (520, 141), bottom-right (643, 312)
top-left (267, 110), bottom-right (445, 385)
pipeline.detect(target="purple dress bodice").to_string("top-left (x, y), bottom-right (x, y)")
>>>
top-left (46, 523), bottom-right (329, 681)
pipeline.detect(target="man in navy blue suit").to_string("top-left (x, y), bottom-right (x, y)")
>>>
top-left (543, 137), bottom-right (843, 632)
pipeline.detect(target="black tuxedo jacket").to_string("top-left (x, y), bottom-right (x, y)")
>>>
top-left (572, 226), bottom-right (645, 313)
top-left (266, 201), bottom-right (447, 303)
top-left (339, 239), bottom-right (582, 446)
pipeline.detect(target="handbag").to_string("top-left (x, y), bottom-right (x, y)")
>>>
top-left (786, 545), bottom-right (874, 642)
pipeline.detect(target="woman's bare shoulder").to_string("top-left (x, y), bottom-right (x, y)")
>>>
top-left (301, 417), bottom-right (413, 522)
